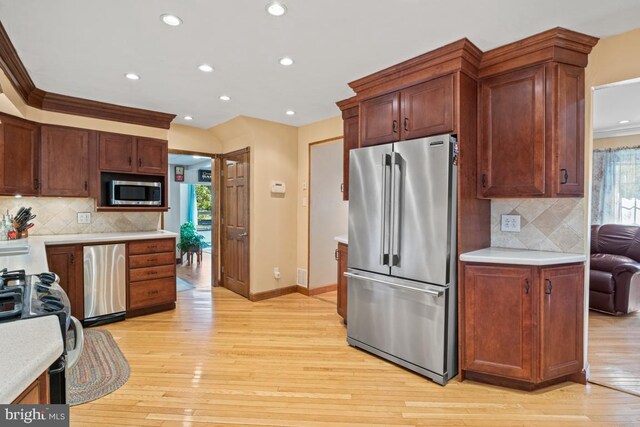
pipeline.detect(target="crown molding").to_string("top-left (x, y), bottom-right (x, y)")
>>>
top-left (0, 21), bottom-right (175, 129)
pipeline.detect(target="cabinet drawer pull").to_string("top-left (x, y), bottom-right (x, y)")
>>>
top-left (148, 271), bottom-right (158, 275)
top-left (404, 117), bottom-right (409, 131)
top-left (524, 279), bottom-right (530, 294)
top-left (147, 245), bottom-right (157, 251)
top-left (392, 120), bottom-right (398, 133)
top-left (545, 279), bottom-right (553, 295)
top-left (147, 290), bottom-right (159, 296)
top-left (148, 258), bottom-right (158, 263)
top-left (560, 168), bottom-right (569, 185)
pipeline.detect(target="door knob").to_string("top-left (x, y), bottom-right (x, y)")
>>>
top-left (239, 232), bottom-right (248, 237)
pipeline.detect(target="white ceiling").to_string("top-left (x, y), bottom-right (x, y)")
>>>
top-left (168, 154), bottom-right (211, 167)
top-left (1, 1), bottom-right (640, 129)
top-left (593, 79), bottom-right (640, 138)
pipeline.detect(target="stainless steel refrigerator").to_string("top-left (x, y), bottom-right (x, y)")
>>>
top-left (346, 134), bottom-right (458, 385)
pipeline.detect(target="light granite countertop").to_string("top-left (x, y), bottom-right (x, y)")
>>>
top-left (0, 230), bottom-right (177, 272)
top-left (459, 247), bottom-right (586, 266)
top-left (0, 315), bottom-right (64, 403)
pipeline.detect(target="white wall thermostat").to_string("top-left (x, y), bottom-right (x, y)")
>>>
top-left (271, 181), bottom-right (286, 194)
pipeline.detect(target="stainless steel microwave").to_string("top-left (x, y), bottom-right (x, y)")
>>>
top-left (109, 180), bottom-right (162, 206)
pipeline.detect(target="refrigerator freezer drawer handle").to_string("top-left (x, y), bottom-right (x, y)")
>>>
top-left (344, 272), bottom-right (444, 297)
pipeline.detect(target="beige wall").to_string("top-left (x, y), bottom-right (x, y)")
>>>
top-left (296, 116), bottom-right (343, 282)
top-left (583, 27), bottom-right (640, 369)
top-left (593, 133), bottom-right (640, 149)
top-left (168, 123), bottom-right (221, 154)
top-left (210, 116), bottom-right (299, 294)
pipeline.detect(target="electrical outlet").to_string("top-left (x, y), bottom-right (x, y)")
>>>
top-left (77, 212), bottom-right (91, 224)
top-left (501, 214), bottom-right (521, 232)
top-left (273, 267), bottom-right (281, 279)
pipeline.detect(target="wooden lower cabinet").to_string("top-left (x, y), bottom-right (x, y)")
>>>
top-left (45, 244), bottom-right (84, 320)
top-left (12, 371), bottom-right (49, 404)
top-left (461, 262), bottom-right (584, 389)
top-left (127, 238), bottom-right (176, 316)
top-left (336, 243), bottom-right (348, 322)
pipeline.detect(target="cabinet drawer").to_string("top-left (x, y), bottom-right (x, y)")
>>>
top-left (128, 277), bottom-right (176, 310)
top-left (129, 238), bottom-right (175, 255)
top-left (129, 264), bottom-right (175, 282)
top-left (129, 252), bottom-right (175, 268)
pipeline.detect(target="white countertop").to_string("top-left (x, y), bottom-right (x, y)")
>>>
top-left (460, 247), bottom-right (586, 266)
top-left (0, 230), bottom-right (177, 271)
top-left (0, 315), bottom-right (64, 403)
top-left (334, 234), bottom-right (348, 245)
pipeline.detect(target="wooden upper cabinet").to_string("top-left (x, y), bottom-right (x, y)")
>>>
top-left (0, 117), bottom-right (39, 196)
top-left (342, 107), bottom-right (359, 201)
top-left (40, 126), bottom-right (90, 197)
top-left (463, 264), bottom-right (534, 381)
top-left (479, 65), bottom-right (546, 198)
top-left (98, 132), bottom-right (167, 175)
top-left (98, 132), bottom-right (135, 173)
top-left (360, 92), bottom-right (400, 147)
top-left (538, 264), bottom-right (584, 382)
top-left (136, 137), bottom-right (167, 175)
top-left (550, 64), bottom-right (585, 197)
top-left (400, 74), bottom-right (454, 140)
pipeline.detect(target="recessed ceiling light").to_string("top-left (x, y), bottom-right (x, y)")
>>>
top-left (219, 95), bottom-right (231, 101)
top-left (266, 2), bottom-right (287, 16)
top-left (285, 110), bottom-right (295, 116)
top-left (619, 119), bottom-right (631, 124)
top-left (279, 57), bottom-right (294, 66)
top-left (161, 14), bottom-right (182, 26)
top-left (184, 116), bottom-right (193, 121)
top-left (198, 64), bottom-right (214, 73)
top-left (14, 194), bottom-right (22, 199)
top-left (125, 73), bottom-right (140, 80)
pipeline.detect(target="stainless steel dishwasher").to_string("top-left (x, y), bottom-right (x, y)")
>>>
top-left (83, 243), bottom-right (127, 326)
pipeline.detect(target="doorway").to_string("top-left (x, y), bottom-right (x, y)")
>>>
top-left (588, 77), bottom-right (640, 396)
top-left (164, 152), bottom-right (216, 290)
top-left (308, 138), bottom-right (348, 302)
top-left (219, 147), bottom-right (250, 298)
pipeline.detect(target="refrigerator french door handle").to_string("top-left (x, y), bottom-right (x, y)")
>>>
top-left (390, 152), bottom-right (402, 266)
top-left (344, 272), bottom-right (444, 297)
top-left (380, 153), bottom-right (392, 266)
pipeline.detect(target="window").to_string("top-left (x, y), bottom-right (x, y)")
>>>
top-left (592, 147), bottom-right (640, 225)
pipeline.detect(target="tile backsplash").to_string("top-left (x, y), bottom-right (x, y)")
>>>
top-left (0, 197), bottom-right (161, 235)
top-left (491, 198), bottom-right (584, 254)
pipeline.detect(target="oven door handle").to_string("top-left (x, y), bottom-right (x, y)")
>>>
top-left (66, 316), bottom-right (84, 370)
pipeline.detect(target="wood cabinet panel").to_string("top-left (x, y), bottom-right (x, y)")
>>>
top-left (342, 111), bottom-right (358, 201)
top-left (400, 74), bottom-right (454, 140)
top-left (0, 117), bottom-right (39, 196)
top-left (40, 126), bottom-right (90, 197)
top-left (337, 243), bottom-right (348, 321)
top-left (479, 65), bottom-right (546, 197)
top-left (136, 137), bottom-right (167, 175)
top-left (129, 264), bottom-right (175, 283)
top-left (11, 371), bottom-right (49, 404)
top-left (128, 277), bottom-right (176, 310)
top-left (360, 92), bottom-right (400, 147)
top-left (539, 264), bottom-right (584, 381)
top-left (129, 238), bottom-right (176, 255)
top-left (550, 64), bottom-right (584, 196)
top-left (45, 245), bottom-right (84, 320)
top-left (464, 265), bottom-right (534, 380)
top-left (129, 252), bottom-right (175, 269)
top-left (98, 132), bottom-right (135, 172)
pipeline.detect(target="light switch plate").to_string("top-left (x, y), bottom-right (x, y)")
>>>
top-left (77, 212), bottom-right (91, 224)
top-left (501, 214), bottom-right (521, 232)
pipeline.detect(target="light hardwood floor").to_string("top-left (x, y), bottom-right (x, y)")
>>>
top-left (588, 310), bottom-right (640, 396)
top-left (176, 252), bottom-right (212, 289)
top-left (70, 287), bottom-right (640, 426)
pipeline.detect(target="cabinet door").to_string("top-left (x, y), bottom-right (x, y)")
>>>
top-left (0, 117), bottom-right (39, 196)
top-left (46, 245), bottom-right (84, 320)
top-left (136, 137), bottom-right (168, 175)
top-left (337, 243), bottom-right (348, 321)
top-left (464, 264), bottom-right (535, 380)
top-left (342, 111), bottom-right (358, 201)
top-left (360, 92), bottom-right (400, 147)
top-left (98, 132), bottom-right (135, 172)
top-left (539, 264), bottom-right (584, 381)
top-left (479, 65), bottom-right (546, 197)
top-left (550, 64), bottom-right (585, 196)
top-left (400, 74), bottom-right (454, 140)
top-left (40, 126), bottom-right (90, 197)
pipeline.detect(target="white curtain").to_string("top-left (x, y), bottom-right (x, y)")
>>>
top-left (592, 147), bottom-right (640, 225)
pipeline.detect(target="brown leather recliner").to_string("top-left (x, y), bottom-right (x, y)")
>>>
top-left (590, 224), bottom-right (640, 315)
